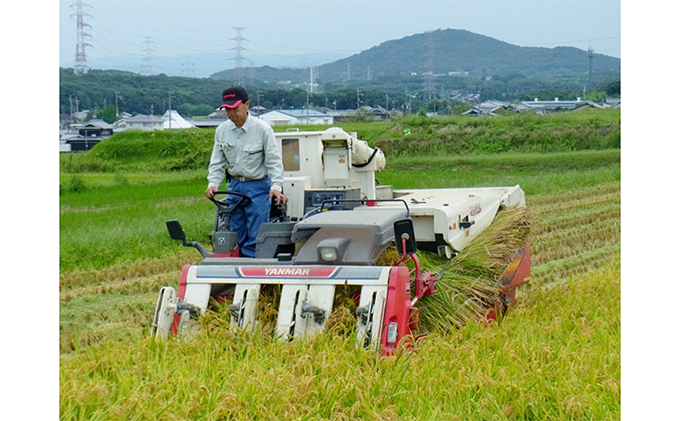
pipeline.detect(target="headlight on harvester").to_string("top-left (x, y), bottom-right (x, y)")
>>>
top-left (316, 238), bottom-right (348, 263)
top-left (320, 247), bottom-right (337, 262)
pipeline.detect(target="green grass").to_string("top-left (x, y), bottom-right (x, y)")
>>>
top-left (59, 109), bottom-right (620, 174)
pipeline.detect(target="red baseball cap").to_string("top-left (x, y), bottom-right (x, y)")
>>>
top-left (219, 86), bottom-right (249, 109)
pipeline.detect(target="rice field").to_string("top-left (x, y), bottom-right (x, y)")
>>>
top-left (58, 148), bottom-right (620, 420)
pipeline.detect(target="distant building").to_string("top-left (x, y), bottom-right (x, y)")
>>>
top-left (71, 119), bottom-right (114, 137)
top-left (119, 114), bottom-right (164, 131)
top-left (463, 100), bottom-right (508, 116)
top-left (59, 120), bottom-right (114, 152)
top-left (259, 109), bottom-right (333, 126)
top-left (62, 135), bottom-right (106, 152)
top-left (520, 98), bottom-right (604, 114)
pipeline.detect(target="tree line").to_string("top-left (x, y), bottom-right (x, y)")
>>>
top-left (60, 68), bottom-right (620, 123)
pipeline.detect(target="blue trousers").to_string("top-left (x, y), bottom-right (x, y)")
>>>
top-left (226, 177), bottom-right (272, 258)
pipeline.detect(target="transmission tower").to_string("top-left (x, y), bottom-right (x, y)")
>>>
top-left (230, 27), bottom-right (248, 86)
top-left (70, 0), bottom-right (92, 75)
top-left (181, 59), bottom-right (195, 77)
top-left (587, 46), bottom-right (595, 93)
top-left (140, 37), bottom-right (156, 75)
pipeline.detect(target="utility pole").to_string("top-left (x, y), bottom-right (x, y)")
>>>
top-left (70, 0), bottom-right (92, 75)
top-left (167, 91), bottom-right (172, 129)
top-left (230, 27), bottom-right (248, 86)
top-left (404, 87), bottom-right (411, 113)
top-left (114, 91), bottom-right (122, 119)
top-left (425, 30), bottom-right (436, 103)
top-left (309, 64), bottom-right (317, 94)
top-left (69, 95), bottom-right (77, 116)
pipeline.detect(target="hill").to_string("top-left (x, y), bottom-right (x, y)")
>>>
top-left (211, 28), bottom-right (620, 82)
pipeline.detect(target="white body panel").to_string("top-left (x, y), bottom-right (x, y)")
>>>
top-left (381, 185), bottom-right (526, 255)
top-left (273, 129), bottom-right (525, 252)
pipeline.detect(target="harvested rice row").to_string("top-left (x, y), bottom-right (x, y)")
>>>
top-left (529, 191), bottom-right (620, 217)
top-left (528, 182), bottom-right (620, 208)
top-left (533, 205), bottom-right (619, 233)
top-left (532, 222), bottom-right (620, 258)
top-left (60, 249), bottom-right (200, 291)
top-left (533, 235), bottom-right (620, 265)
top-left (60, 195), bottom-right (205, 214)
top-left (60, 272), bottom-right (178, 303)
top-left (532, 216), bottom-right (619, 244)
top-left (531, 244), bottom-right (620, 287)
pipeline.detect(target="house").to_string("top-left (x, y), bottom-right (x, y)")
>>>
top-left (62, 135), bottom-right (106, 152)
top-left (119, 114), bottom-right (164, 131)
top-left (71, 119), bottom-right (115, 137)
top-left (519, 98), bottom-right (604, 115)
top-left (259, 109), bottom-right (333, 126)
top-left (463, 98), bottom-right (607, 117)
top-left (325, 107), bottom-right (392, 122)
top-left (463, 100), bottom-right (509, 116)
top-left (59, 120), bottom-right (115, 152)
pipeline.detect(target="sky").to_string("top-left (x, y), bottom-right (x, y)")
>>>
top-left (58, 0), bottom-right (622, 77)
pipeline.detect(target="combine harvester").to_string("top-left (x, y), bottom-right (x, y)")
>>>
top-left (152, 127), bottom-right (530, 355)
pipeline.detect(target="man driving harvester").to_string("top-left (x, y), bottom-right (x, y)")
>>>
top-left (205, 86), bottom-right (288, 257)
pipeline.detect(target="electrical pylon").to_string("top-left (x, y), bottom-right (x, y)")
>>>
top-left (230, 27), bottom-right (248, 86)
top-left (141, 37), bottom-right (156, 75)
top-left (70, 0), bottom-right (92, 75)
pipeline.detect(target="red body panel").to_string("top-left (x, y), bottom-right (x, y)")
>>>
top-left (380, 267), bottom-right (413, 356)
top-left (171, 264), bottom-right (191, 335)
top-left (487, 244), bottom-right (531, 321)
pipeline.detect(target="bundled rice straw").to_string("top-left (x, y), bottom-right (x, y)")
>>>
top-left (414, 205), bottom-right (533, 332)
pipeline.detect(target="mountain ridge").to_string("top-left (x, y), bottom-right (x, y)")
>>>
top-left (211, 28), bottom-right (620, 83)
